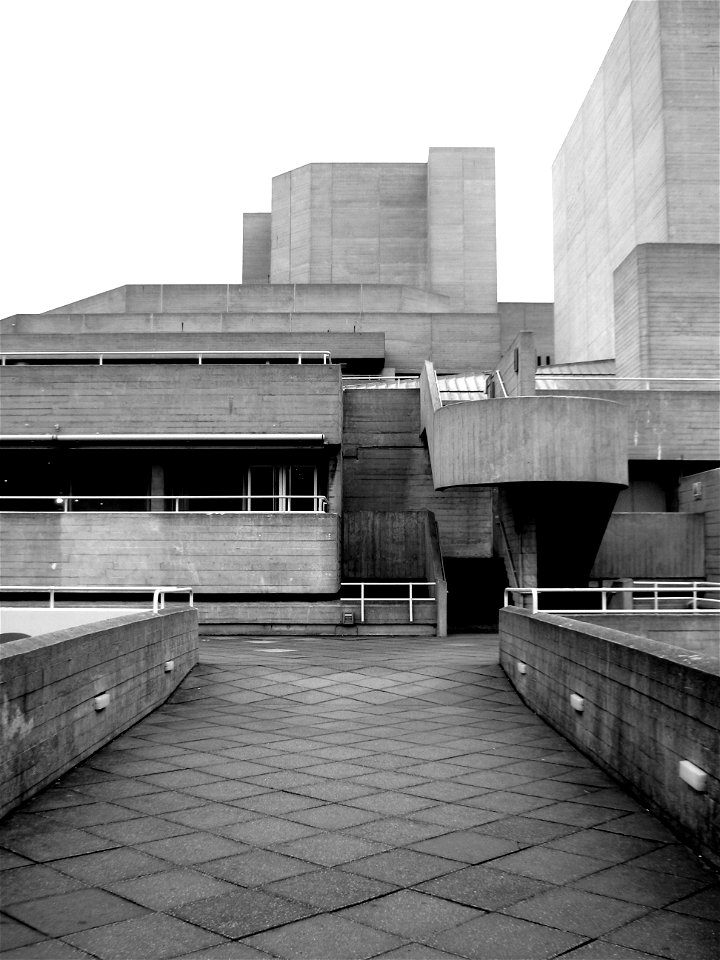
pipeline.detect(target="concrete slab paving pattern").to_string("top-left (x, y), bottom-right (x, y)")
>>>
top-left (1, 634), bottom-right (718, 959)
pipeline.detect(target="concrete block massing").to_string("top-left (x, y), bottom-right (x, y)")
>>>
top-left (614, 243), bottom-right (720, 378)
top-left (270, 163), bottom-right (428, 286)
top-left (553, 0), bottom-right (720, 364)
top-left (242, 213), bottom-right (272, 283)
top-left (427, 148), bottom-right (497, 313)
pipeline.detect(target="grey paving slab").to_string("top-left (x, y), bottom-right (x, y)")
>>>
top-left (244, 913), bottom-right (407, 959)
top-left (133, 831), bottom-right (250, 865)
top-left (558, 942), bottom-right (670, 960)
top-left (64, 914), bottom-right (226, 960)
top-left (172, 888), bottom-right (316, 938)
top-left (573, 862), bottom-right (714, 908)
top-left (51, 847), bottom-right (172, 884)
top-left (3, 887), bottom-right (149, 937)
top-left (339, 889), bottom-right (482, 938)
top-left (372, 944), bottom-right (469, 959)
top-left (409, 830), bottom-right (521, 864)
top-left (0, 863), bottom-right (87, 904)
top-left (0, 938), bottom-right (97, 958)
top-left (604, 909), bottom-right (720, 960)
top-left (263, 866), bottom-right (397, 910)
top-left (416, 864), bottom-right (555, 910)
top-left (425, 912), bottom-right (585, 959)
top-left (503, 885), bottom-right (651, 937)
top-left (0, 913), bottom-right (50, 951)
top-left (175, 943), bottom-right (273, 959)
top-left (1, 633), bottom-right (717, 960)
top-left (198, 848), bottom-right (315, 885)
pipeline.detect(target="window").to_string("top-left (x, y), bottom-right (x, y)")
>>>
top-left (248, 465), bottom-right (319, 511)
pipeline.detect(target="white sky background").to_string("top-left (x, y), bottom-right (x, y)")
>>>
top-left (0, 0), bottom-right (631, 320)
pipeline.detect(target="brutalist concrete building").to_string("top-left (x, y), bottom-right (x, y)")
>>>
top-left (1, 0), bottom-right (717, 638)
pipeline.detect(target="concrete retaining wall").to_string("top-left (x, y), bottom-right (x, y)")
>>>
top-left (0, 608), bottom-right (198, 819)
top-left (499, 607), bottom-right (719, 868)
top-left (571, 613), bottom-right (720, 663)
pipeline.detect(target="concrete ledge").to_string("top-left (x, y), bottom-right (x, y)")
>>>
top-left (572, 613), bottom-right (720, 664)
top-left (499, 607), bottom-right (720, 868)
top-left (0, 608), bottom-right (198, 819)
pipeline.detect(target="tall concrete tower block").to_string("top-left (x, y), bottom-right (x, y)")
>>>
top-left (553, 0), bottom-right (720, 364)
top-left (245, 148), bottom-right (498, 314)
top-left (427, 147), bottom-right (497, 313)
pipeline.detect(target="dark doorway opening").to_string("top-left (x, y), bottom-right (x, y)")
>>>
top-left (444, 557), bottom-right (509, 632)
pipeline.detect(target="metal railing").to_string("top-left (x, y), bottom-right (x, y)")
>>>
top-left (486, 370), bottom-right (508, 398)
top-left (342, 376), bottom-right (419, 389)
top-left (535, 375), bottom-right (720, 391)
top-left (0, 494), bottom-right (329, 513)
top-left (504, 582), bottom-right (720, 614)
top-left (340, 582), bottom-right (436, 623)
top-left (0, 585), bottom-right (194, 614)
top-left (0, 350), bottom-right (332, 365)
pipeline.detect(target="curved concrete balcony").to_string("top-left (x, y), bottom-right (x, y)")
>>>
top-left (424, 391), bottom-right (628, 489)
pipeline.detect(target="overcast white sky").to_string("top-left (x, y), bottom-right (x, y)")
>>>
top-left (0, 0), bottom-right (631, 320)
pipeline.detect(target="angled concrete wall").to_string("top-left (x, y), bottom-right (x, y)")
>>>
top-left (591, 512), bottom-right (705, 579)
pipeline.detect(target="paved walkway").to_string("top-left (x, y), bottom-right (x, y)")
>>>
top-left (1, 635), bottom-right (718, 960)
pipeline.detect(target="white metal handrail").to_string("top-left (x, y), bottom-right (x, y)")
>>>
top-left (0, 494), bottom-right (329, 513)
top-left (0, 350), bottom-right (332, 365)
top-left (340, 582), bottom-right (436, 623)
top-left (342, 377), bottom-right (419, 389)
top-left (490, 370), bottom-right (508, 398)
top-left (536, 375), bottom-right (720, 390)
top-left (504, 583), bottom-right (720, 614)
top-left (535, 376), bottom-right (720, 382)
top-left (0, 585), bottom-right (194, 614)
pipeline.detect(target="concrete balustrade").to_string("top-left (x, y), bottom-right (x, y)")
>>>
top-left (421, 368), bottom-right (628, 489)
top-left (499, 606), bottom-right (720, 868)
top-left (1, 608), bottom-right (198, 818)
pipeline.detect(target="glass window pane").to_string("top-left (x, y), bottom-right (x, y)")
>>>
top-left (289, 465), bottom-right (316, 511)
top-left (250, 466), bottom-right (276, 511)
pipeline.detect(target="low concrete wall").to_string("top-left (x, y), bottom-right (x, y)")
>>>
top-left (0, 608), bottom-right (198, 819)
top-left (197, 600), bottom-right (437, 637)
top-left (499, 607), bottom-right (719, 868)
top-left (572, 613), bottom-right (720, 664)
